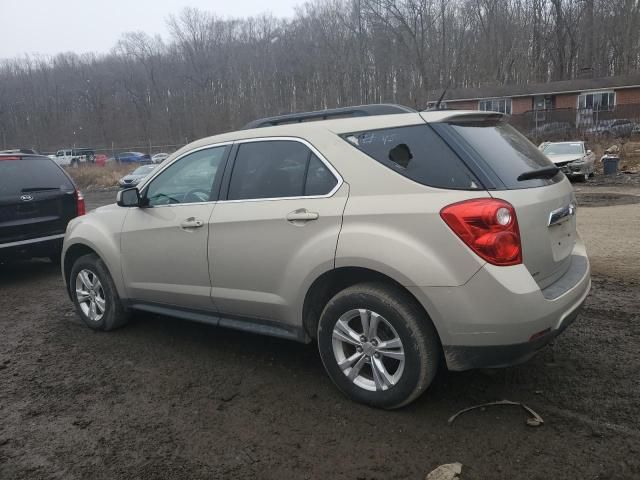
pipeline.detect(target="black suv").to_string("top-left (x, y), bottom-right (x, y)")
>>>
top-left (0, 153), bottom-right (85, 263)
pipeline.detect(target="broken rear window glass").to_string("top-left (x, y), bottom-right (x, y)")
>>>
top-left (342, 125), bottom-right (481, 190)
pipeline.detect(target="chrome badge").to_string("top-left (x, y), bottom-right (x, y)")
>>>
top-left (20, 194), bottom-right (34, 202)
top-left (548, 203), bottom-right (576, 227)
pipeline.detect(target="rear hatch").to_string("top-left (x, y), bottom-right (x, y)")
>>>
top-left (0, 156), bottom-right (77, 245)
top-left (429, 114), bottom-right (577, 289)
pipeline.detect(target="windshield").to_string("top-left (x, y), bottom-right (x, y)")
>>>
top-left (542, 143), bottom-right (583, 155)
top-left (132, 165), bottom-right (155, 175)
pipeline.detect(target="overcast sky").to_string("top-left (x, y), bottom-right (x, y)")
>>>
top-left (0, 0), bottom-right (302, 59)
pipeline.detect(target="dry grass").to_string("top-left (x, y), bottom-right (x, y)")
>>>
top-left (65, 163), bottom-right (135, 190)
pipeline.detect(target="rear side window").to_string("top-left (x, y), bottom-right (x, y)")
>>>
top-left (305, 154), bottom-right (338, 196)
top-left (0, 158), bottom-right (73, 196)
top-left (228, 140), bottom-right (338, 200)
top-left (343, 125), bottom-right (481, 190)
top-left (444, 120), bottom-right (561, 189)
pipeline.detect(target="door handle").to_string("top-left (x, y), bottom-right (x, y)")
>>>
top-left (286, 209), bottom-right (319, 223)
top-left (180, 217), bottom-right (204, 229)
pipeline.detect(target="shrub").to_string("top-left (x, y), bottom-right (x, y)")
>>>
top-left (65, 163), bottom-right (135, 190)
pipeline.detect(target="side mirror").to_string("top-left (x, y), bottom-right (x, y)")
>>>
top-left (117, 188), bottom-right (141, 207)
top-left (587, 149), bottom-right (592, 154)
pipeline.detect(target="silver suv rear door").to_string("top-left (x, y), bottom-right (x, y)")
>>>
top-left (209, 138), bottom-right (347, 328)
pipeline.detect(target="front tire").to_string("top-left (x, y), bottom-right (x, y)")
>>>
top-left (70, 253), bottom-right (130, 331)
top-left (317, 282), bottom-right (440, 409)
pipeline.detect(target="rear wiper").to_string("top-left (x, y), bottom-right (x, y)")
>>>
top-left (20, 187), bottom-right (61, 192)
top-left (517, 166), bottom-right (559, 181)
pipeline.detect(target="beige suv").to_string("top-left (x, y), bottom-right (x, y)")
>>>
top-left (62, 105), bottom-right (591, 409)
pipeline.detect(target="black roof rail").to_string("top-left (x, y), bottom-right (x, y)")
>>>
top-left (241, 104), bottom-right (416, 130)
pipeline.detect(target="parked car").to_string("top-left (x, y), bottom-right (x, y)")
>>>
top-left (1, 148), bottom-right (39, 155)
top-left (94, 154), bottom-right (109, 167)
top-left (49, 148), bottom-right (95, 167)
top-left (115, 151), bottom-right (151, 164)
top-left (1, 152), bottom-right (85, 263)
top-left (73, 148), bottom-right (96, 162)
top-left (62, 105), bottom-right (590, 409)
top-left (585, 119), bottom-right (635, 138)
top-left (151, 153), bottom-right (170, 164)
top-left (118, 164), bottom-right (157, 188)
top-left (541, 141), bottom-right (596, 181)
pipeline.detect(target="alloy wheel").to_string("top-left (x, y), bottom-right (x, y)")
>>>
top-left (75, 269), bottom-right (106, 322)
top-left (331, 309), bottom-right (405, 392)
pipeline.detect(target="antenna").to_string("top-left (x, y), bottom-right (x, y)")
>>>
top-left (433, 79), bottom-right (452, 110)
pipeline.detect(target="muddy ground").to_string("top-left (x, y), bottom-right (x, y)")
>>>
top-left (1, 180), bottom-right (638, 480)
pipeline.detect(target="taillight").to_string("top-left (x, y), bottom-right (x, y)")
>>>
top-left (0, 156), bottom-right (20, 161)
top-left (75, 190), bottom-right (86, 216)
top-left (440, 198), bottom-right (522, 266)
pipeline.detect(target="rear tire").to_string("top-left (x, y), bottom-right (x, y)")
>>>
top-left (317, 282), bottom-right (440, 409)
top-left (70, 253), bottom-right (130, 331)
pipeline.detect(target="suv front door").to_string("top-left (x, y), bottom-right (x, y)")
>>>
top-left (120, 145), bottom-right (229, 309)
top-left (209, 138), bottom-right (347, 329)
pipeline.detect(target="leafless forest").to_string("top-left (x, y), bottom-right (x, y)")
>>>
top-left (1, 0), bottom-right (639, 152)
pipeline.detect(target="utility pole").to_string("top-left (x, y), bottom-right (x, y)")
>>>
top-left (441, 0), bottom-right (446, 86)
top-left (583, 0), bottom-right (594, 77)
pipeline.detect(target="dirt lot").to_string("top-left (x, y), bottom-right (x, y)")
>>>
top-left (1, 179), bottom-right (639, 480)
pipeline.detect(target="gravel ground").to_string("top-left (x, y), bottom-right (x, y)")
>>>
top-left (1, 182), bottom-right (638, 480)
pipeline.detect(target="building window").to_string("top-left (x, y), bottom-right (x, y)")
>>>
top-left (533, 95), bottom-right (554, 111)
top-left (425, 101), bottom-right (448, 110)
top-left (578, 91), bottom-right (615, 111)
top-left (479, 98), bottom-right (512, 114)
top-left (533, 95), bottom-right (554, 121)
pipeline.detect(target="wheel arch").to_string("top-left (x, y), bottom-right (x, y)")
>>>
top-left (63, 241), bottom-right (124, 300)
top-left (302, 266), bottom-right (443, 347)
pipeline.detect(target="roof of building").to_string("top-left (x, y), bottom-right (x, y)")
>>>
top-left (429, 72), bottom-right (640, 102)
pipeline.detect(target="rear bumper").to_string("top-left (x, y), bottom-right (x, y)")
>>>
top-left (0, 234), bottom-right (64, 260)
top-left (409, 240), bottom-right (591, 371)
top-left (442, 298), bottom-right (584, 370)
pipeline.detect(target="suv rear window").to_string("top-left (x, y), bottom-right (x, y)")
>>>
top-left (343, 125), bottom-right (481, 190)
top-left (442, 120), bottom-right (562, 189)
top-left (0, 157), bottom-right (73, 196)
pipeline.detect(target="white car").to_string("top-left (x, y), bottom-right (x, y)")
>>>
top-left (49, 149), bottom-right (89, 167)
top-left (540, 141), bottom-right (596, 181)
top-left (151, 153), bottom-right (170, 164)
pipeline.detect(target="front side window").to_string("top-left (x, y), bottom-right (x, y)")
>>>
top-left (227, 140), bottom-right (337, 200)
top-left (145, 146), bottom-right (226, 206)
top-left (479, 98), bottom-right (512, 115)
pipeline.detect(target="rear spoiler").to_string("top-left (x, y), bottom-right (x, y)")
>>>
top-left (421, 111), bottom-right (505, 125)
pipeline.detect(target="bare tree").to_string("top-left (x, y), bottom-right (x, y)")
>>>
top-left (0, 0), bottom-right (639, 152)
